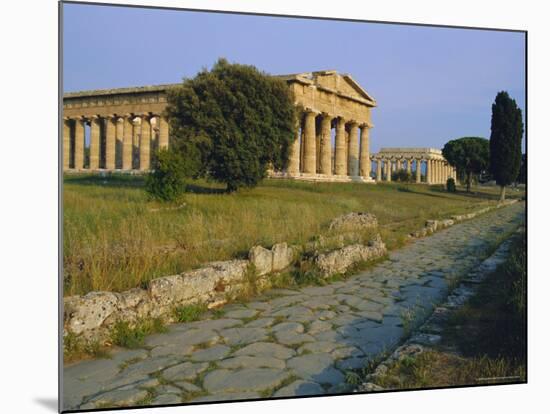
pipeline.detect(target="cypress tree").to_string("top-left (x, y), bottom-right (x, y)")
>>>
top-left (489, 91), bottom-right (524, 201)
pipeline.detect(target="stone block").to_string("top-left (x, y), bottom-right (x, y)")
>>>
top-left (313, 236), bottom-right (386, 277)
top-left (271, 242), bottom-right (294, 272)
top-left (64, 291), bottom-right (119, 335)
top-left (249, 245), bottom-right (273, 276)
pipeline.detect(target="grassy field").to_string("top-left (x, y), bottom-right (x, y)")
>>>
top-left (63, 174), bottom-right (524, 296)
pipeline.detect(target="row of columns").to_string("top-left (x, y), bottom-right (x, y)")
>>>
top-left (373, 157), bottom-right (456, 184)
top-left (287, 110), bottom-right (371, 178)
top-left (63, 113), bottom-right (169, 171)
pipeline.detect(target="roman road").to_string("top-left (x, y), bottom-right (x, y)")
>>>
top-left (63, 202), bottom-right (525, 410)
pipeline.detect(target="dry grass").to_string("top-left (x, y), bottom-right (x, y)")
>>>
top-left (375, 351), bottom-right (525, 389)
top-left (63, 174), bottom-right (522, 296)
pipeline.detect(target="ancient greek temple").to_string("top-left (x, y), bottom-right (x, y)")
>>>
top-left (62, 70), bottom-right (376, 182)
top-left (371, 148), bottom-right (457, 184)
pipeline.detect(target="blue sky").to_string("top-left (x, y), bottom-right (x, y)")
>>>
top-left (63, 3), bottom-right (525, 152)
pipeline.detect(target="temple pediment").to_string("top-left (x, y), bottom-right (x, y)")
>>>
top-left (277, 70), bottom-right (376, 107)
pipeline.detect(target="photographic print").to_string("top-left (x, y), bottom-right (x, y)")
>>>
top-left (61, 1), bottom-right (526, 411)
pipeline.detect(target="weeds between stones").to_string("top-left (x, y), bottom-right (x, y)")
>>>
top-left (110, 318), bottom-right (167, 349)
top-left (173, 303), bottom-right (209, 323)
top-left (63, 332), bottom-right (111, 363)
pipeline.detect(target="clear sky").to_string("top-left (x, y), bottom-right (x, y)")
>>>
top-left (63, 2), bottom-right (526, 152)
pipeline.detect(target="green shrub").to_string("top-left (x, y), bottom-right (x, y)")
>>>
top-left (392, 169), bottom-right (413, 183)
top-left (145, 149), bottom-right (189, 201)
top-left (446, 177), bottom-right (456, 192)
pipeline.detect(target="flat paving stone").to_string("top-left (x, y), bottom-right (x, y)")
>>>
top-left (202, 368), bottom-right (292, 393)
top-left (190, 345), bottom-right (231, 362)
top-left (224, 309), bottom-right (259, 319)
top-left (151, 393), bottom-right (182, 405)
top-left (189, 391), bottom-right (261, 402)
top-left (300, 286), bottom-right (335, 296)
top-left (219, 327), bottom-right (268, 346)
top-left (218, 355), bottom-right (286, 370)
top-left (120, 356), bottom-right (180, 377)
top-left (161, 362), bottom-right (209, 382)
top-left (273, 380), bottom-right (324, 397)
top-left (298, 341), bottom-right (340, 354)
top-left (233, 342), bottom-right (295, 359)
top-left (245, 317), bottom-right (275, 328)
top-left (185, 318), bottom-right (243, 331)
top-left (150, 343), bottom-right (194, 358)
top-left (275, 331), bottom-right (315, 346)
top-left (307, 320), bottom-right (333, 334)
top-left (271, 321), bottom-right (304, 334)
top-left (287, 353), bottom-right (345, 385)
top-left (81, 386), bottom-right (149, 409)
top-left (174, 381), bottom-right (201, 393)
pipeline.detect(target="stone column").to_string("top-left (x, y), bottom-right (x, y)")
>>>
top-left (74, 118), bottom-right (85, 170)
top-left (334, 117), bottom-right (347, 175)
top-left (416, 159), bottom-right (421, 183)
top-left (63, 118), bottom-right (71, 170)
top-left (359, 124), bottom-right (371, 177)
top-left (288, 118), bottom-right (301, 175)
top-left (115, 117), bottom-right (124, 169)
top-left (122, 114), bottom-right (133, 170)
top-left (376, 158), bottom-right (382, 181)
top-left (105, 116), bottom-right (116, 170)
top-left (319, 114), bottom-right (332, 175)
top-left (406, 158), bottom-right (412, 175)
top-left (140, 114), bottom-right (151, 171)
top-left (89, 116), bottom-right (101, 170)
top-left (386, 160), bottom-right (392, 182)
top-left (426, 159), bottom-right (432, 184)
top-left (348, 121), bottom-right (359, 176)
top-left (159, 116), bottom-right (169, 150)
top-left (302, 110), bottom-right (317, 174)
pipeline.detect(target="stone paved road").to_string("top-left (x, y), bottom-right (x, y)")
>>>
top-left (64, 202), bottom-right (525, 410)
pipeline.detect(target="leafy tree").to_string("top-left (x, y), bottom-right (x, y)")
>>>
top-left (165, 58), bottom-right (296, 192)
top-left (442, 137), bottom-right (490, 192)
top-left (489, 91), bottom-right (524, 201)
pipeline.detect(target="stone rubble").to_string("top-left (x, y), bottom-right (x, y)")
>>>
top-left (410, 199), bottom-right (518, 238)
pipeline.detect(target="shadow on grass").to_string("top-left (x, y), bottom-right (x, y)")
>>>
top-left (185, 183), bottom-right (227, 194)
top-left (63, 173), bottom-right (146, 189)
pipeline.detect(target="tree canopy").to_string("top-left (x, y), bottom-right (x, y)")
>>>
top-left (165, 58), bottom-right (296, 192)
top-left (442, 137), bottom-right (489, 192)
top-left (489, 91), bottom-right (523, 200)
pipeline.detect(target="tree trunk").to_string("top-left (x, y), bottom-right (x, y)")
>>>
top-left (466, 171), bottom-right (472, 192)
top-left (499, 185), bottom-right (506, 202)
